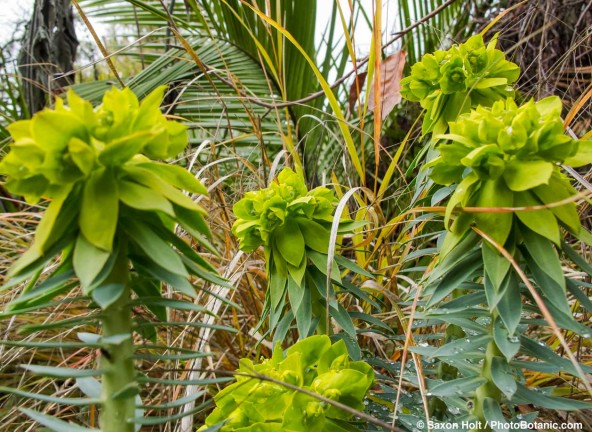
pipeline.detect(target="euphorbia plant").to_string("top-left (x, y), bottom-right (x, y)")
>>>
top-left (232, 168), bottom-right (372, 341)
top-left (0, 87), bottom-right (224, 431)
top-left (429, 96), bottom-right (592, 254)
top-left (421, 96), bottom-right (592, 427)
top-left (401, 34), bottom-right (520, 136)
top-left (198, 335), bottom-right (375, 432)
top-left (399, 36), bottom-right (520, 422)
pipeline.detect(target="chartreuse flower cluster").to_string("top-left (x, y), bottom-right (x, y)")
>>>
top-left (199, 335), bottom-right (375, 432)
top-left (232, 168), bottom-right (367, 339)
top-left (428, 96), bottom-right (592, 248)
top-left (401, 34), bottom-right (520, 135)
top-left (233, 167), bottom-right (337, 280)
top-left (0, 86), bottom-right (189, 204)
top-left (404, 34), bottom-right (592, 432)
top-left (0, 86), bottom-right (210, 275)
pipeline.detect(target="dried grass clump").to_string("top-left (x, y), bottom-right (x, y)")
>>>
top-left (487, 0), bottom-right (592, 134)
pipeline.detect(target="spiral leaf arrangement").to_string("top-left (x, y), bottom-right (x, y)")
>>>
top-left (232, 167), bottom-right (371, 341)
top-left (0, 87), bottom-right (227, 432)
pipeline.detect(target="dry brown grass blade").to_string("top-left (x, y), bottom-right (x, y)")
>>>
top-left (178, 251), bottom-right (244, 432)
top-left (391, 277), bottom-right (430, 430)
top-left (71, 0), bottom-right (124, 88)
top-left (480, 0), bottom-right (530, 36)
top-left (371, 0), bottom-right (383, 194)
top-left (565, 84), bottom-right (592, 129)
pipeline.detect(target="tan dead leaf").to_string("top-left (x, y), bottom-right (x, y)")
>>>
top-left (348, 71), bottom-right (368, 114)
top-left (367, 51), bottom-right (407, 120)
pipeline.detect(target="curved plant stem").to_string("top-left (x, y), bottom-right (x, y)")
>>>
top-left (99, 242), bottom-right (136, 432)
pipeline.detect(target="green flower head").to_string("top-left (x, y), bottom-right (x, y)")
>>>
top-left (232, 168), bottom-right (340, 278)
top-left (1, 87), bottom-right (210, 285)
top-left (429, 96), bottom-right (592, 246)
top-left (401, 34), bottom-right (520, 135)
top-left (440, 56), bottom-right (468, 94)
top-left (199, 335), bottom-right (375, 432)
top-left (0, 86), bottom-right (188, 204)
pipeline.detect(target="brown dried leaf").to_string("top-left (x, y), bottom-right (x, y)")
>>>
top-left (348, 72), bottom-right (368, 114)
top-left (367, 51), bottom-right (407, 120)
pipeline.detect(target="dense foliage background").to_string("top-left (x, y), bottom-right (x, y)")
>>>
top-left (0, 0), bottom-right (591, 431)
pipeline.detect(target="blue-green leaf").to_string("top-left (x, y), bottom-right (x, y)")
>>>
top-left (330, 303), bottom-right (356, 339)
top-left (492, 317), bottom-right (520, 362)
top-left (482, 398), bottom-right (509, 432)
top-left (334, 254), bottom-right (374, 278)
top-left (91, 283), bottom-right (125, 309)
top-left (76, 377), bottom-right (101, 398)
top-left (430, 335), bottom-right (490, 358)
top-left (496, 272), bottom-right (522, 334)
top-left (520, 336), bottom-right (592, 376)
top-left (294, 283), bottom-right (312, 338)
top-left (8, 270), bottom-right (76, 309)
top-left (21, 365), bottom-right (104, 378)
top-left (308, 250), bottom-right (341, 283)
top-left (512, 383), bottom-right (592, 410)
top-left (20, 408), bottom-right (100, 432)
top-left (490, 356), bottom-right (517, 399)
top-left (287, 275), bottom-right (305, 314)
top-left (426, 250), bottom-right (482, 307)
top-left (521, 228), bottom-right (564, 289)
top-left (269, 265), bottom-right (288, 311)
top-left (132, 258), bottom-right (196, 299)
top-left (0, 386), bottom-right (100, 406)
top-left (125, 221), bottom-right (188, 278)
top-left (429, 376), bottom-right (487, 397)
top-left (482, 243), bottom-right (511, 294)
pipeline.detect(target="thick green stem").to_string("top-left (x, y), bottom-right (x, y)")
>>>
top-left (99, 243), bottom-right (136, 432)
top-left (471, 335), bottom-right (502, 432)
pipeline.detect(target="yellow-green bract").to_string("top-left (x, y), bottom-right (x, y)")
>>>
top-left (231, 168), bottom-right (369, 339)
top-left (232, 168), bottom-right (337, 281)
top-left (198, 335), bottom-right (375, 432)
top-left (401, 34), bottom-right (520, 136)
top-left (0, 87), bottom-right (220, 432)
top-left (0, 87), bottom-right (190, 204)
top-left (0, 86), bottom-right (210, 279)
top-left (428, 96), bottom-right (592, 247)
